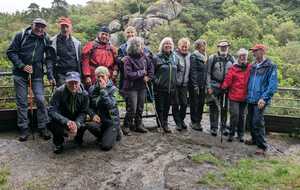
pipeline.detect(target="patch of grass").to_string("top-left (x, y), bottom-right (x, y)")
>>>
top-left (0, 166), bottom-right (10, 189)
top-left (191, 152), bottom-right (224, 167)
top-left (195, 156), bottom-right (300, 190)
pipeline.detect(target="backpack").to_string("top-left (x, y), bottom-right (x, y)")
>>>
top-left (20, 29), bottom-right (48, 48)
top-left (210, 54), bottom-right (235, 82)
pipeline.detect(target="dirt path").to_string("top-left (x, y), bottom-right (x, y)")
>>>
top-left (0, 114), bottom-right (299, 190)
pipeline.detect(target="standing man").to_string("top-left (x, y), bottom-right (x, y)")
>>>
top-left (172, 38), bottom-right (191, 131)
top-left (48, 17), bottom-right (82, 87)
top-left (82, 26), bottom-right (118, 87)
top-left (189, 39), bottom-right (207, 131)
top-left (207, 40), bottom-right (235, 136)
top-left (48, 71), bottom-right (90, 154)
top-left (246, 44), bottom-right (278, 155)
top-left (7, 18), bottom-right (53, 141)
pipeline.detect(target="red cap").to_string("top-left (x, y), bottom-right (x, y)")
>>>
top-left (250, 44), bottom-right (267, 51)
top-left (58, 17), bottom-right (72, 26)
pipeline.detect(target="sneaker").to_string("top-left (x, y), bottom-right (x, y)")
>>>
top-left (38, 128), bottom-right (51, 140)
top-left (245, 139), bottom-right (256, 146)
top-left (210, 128), bottom-right (217, 136)
top-left (221, 127), bottom-right (229, 136)
top-left (53, 145), bottom-right (64, 154)
top-left (238, 137), bottom-right (244, 143)
top-left (19, 129), bottom-right (29, 142)
top-left (190, 123), bottom-right (203, 131)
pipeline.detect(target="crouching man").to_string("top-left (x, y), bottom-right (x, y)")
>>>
top-left (88, 66), bottom-right (120, 151)
top-left (48, 71), bottom-right (89, 154)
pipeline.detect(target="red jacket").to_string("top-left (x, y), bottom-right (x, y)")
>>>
top-left (221, 63), bottom-right (251, 102)
top-left (82, 40), bottom-right (117, 83)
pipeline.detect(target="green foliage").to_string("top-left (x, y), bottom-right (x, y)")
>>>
top-left (0, 166), bottom-right (10, 189)
top-left (194, 155), bottom-right (300, 190)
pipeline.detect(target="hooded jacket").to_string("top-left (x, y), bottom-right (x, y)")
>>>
top-left (221, 63), bottom-right (251, 102)
top-left (90, 80), bottom-right (120, 129)
top-left (247, 58), bottom-right (278, 104)
top-left (175, 50), bottom-right (191, 87)
top-left (7, 26), bottom-right (53, 79)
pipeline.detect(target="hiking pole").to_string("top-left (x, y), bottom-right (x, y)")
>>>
top-left (145, 82), bottom-right (162, 131)
top-left (28, 73), bottom-right (35, 140)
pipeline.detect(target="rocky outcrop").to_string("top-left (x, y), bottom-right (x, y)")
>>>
top-left (144, 0), bottom-right (183, 20)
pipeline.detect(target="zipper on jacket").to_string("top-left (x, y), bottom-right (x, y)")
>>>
top-left (250, 67), bottom-right (257, 102)
top-left (181, 57), bottom-right (187, 87)
top-left (31, 40), bottom-right (38, 65)
top-left (168, 61), bottom-right (172, 94)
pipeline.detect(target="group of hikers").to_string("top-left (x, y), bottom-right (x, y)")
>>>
top-left (6, 17), bottom-right (278, 155)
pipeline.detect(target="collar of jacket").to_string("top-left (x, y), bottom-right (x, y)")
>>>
top-left (193, 50), bottom-right (207, 62)
top-left (253, 58), bottom-right (272, 69)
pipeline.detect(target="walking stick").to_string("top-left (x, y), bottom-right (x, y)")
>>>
top-left (28, 74), bottom-right (35, 140)
top-left (145, 82), bottom-right (162, 131)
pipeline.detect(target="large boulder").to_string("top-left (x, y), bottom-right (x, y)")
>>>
top-left (109, 19), bottom-right (122, 33)
top-left (144, 0), bottom-right (183, 20)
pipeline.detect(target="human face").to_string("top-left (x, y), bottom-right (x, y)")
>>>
top-left (96, 73), bottom-right (109, 83)
top-left (253, 49), bottom-right (265, 62)
top-left (178, 43), bottom-right (189, 55)
top-left (98, 32), bottom-right (110, 44)
top-left (163, 40), bottom-right (173, 54)
top-left (66, 81), bottom-right (80, 94)
top-left (219, 46), bottom-right (229, 56)
top-left (60, 24), bottom-right (72, 37)
top-left (238, 54), bottom-right (248, 64)
top-left (32, 23), bottom-right (46, 36)
top-left (126, 30), bottom-right (136, 40)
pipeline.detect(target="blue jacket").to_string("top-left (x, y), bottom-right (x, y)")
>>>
top-left (247, 58), bottom-right (278, 104)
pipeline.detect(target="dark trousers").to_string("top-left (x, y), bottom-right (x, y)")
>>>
top-left (208, 92), bottom-right (228, 130)
top-left (189, 87), bottom-right (206, 124)
top-left (54, 73), bottom-right (67, 87)
top-left (247, 104), bottom-right (267, 150)
top-left (172, 86), bottom-right (188, 126)
top-left (229, 100), bottom-right (246, 138)
top-left (123, 89), bottom-right (146, 128)
top-left (86, 120), bottom-right (117, 151)
top-left (154, 90), bottom-right (175, 128)
top-left (48, 120), bottom-right (85, 146)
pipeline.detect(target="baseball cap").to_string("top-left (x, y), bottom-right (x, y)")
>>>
top-left (65, 72), bottom-right (81, 83)
top-left (217, 39), bottom-right (230, 47)
top-left (58, 17), bottom-right (72, 26)
top-left (249, 44), bottom-right (267, 51)
top-left (32, 18), bottom-right (47, 27)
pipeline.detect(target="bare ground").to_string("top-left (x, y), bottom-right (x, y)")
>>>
top-left (0, 114), bottom-right (300, 190)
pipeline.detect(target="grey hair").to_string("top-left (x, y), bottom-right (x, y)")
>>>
top-left (158, 37), bottom-right (174, 53)
top-left (236, 48), bottom-right (248, 56)
top-left (194, 39), bottom-right (207, 49)
top-left (126, 36), bottom-right (144, 56)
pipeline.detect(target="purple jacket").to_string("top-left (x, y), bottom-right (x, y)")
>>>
top-left (123, 54), bottom-right (154, 91)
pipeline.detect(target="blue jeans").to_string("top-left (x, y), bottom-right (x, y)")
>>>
top-left (247, 103), bottom-right (267, 150)
top-left (13, 75), bottom-right (48, 130)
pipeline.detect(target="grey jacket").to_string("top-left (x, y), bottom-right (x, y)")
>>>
top-left (175, 50), bottom-right (191, 87)
top-left (207, 52), bottom-right (235, 89)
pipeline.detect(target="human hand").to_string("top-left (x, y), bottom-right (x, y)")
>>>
top-left (85, 77), bottom-right (92, 86)
top-left (144, 76), bottom-right (150, 82)
top-left (99, 77), bottom-right (107, 88)
top-left (258, 99), bottom-right (266, 109)
top-left (23, 65), bottom-right (33, 74)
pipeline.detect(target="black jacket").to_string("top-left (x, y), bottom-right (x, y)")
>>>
top-left (189, 51), bottom-right (207, 89)
top-left (7, 26), bottom-right (53, 79)
top-left (153, 52), bottom-right (179, 93)
top-left (90, 80), bottom-right (120, 129)
top-left (48, 84), bottom-right (89, 128)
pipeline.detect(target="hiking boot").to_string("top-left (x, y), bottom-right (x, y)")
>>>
top-left (190, 123), bottom-right (203, 131)
top-left (210, 128), bottom-right (217, 137)
top-left (122, 127), bottom-right (131, 136)
top-left (135, 124), bottom-right (148, 133)
top-left (222, 127), bottom-right (229, 136)
top-left (38, 128), bottom-right (51, 140)
top-left (176, 124), bottom-right (183, 131)
top-left (182, 122), bottom-right (188, 130)
top-left (238, 137), bottom-right (244, 143)
top-left (163, 125), bottom-right (172, 133)
top-left (227, 135), bottom-right (233, 142)
top-left (245, 139), bottom-right (256, 146)
top-left (53, 145), bottom-right (64, 154)
top-left (19, 129), bottom-right (29, 142)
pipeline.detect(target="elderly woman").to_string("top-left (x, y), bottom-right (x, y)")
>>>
top-left (153, 37), bottom-right (179, 133)
top-left (221, 48), bottom-right (251, 142)
top-left (122, 37), bottom-right (154, 135)
top-left (172, 38), bottom-right (191, 131)
top-left (189, 39), bottom-right (208, 131)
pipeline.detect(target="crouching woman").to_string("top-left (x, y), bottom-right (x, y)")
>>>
top-left (89, 66), bottom-right (121, 151)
